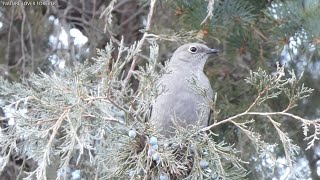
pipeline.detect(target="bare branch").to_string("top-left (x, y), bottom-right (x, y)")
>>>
top-left (123, 0), bottom-right (157, 85)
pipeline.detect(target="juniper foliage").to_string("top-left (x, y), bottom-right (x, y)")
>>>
top-left (0, 39), bottom-right (318, 179)
top-left (0, 0), bottom-right (320, 179)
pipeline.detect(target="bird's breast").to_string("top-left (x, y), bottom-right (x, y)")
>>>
top-left (150, 70), bottom-right (213, 137)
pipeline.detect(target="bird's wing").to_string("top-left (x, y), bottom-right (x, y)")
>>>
top-left (207, 109), bottom-right (212, 126)
top-left (207, 84), bottom-right (214, 126)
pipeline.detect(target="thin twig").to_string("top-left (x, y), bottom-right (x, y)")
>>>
top-left (20, 4), bottom-right (27, 75)
top-left (202, 111), bottom-right (320, 131)
top-left (201, 0), bottom-right (215, 25)
top-left (123, 0), bottom-right (157, 85)
top-left (266, 115), bottom-right (293, 168)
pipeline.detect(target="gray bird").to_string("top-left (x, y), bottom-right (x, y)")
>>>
top-left (151, 43), bottom-right (218, 137)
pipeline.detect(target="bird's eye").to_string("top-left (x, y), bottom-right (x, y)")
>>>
top-left (188, 46), bottom-right (198, 53)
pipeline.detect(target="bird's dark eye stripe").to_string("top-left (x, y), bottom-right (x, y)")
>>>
top-left (188, 46), bottom-right (197, 53)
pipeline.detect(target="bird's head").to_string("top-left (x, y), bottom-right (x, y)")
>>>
top-left (170, 43), bottom-right (219, 70)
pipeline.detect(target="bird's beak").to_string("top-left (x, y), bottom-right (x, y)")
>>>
top-left (206, 48), bottom-right (219, 54)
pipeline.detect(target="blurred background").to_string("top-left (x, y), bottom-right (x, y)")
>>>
top-left (0, 0), bottom-right (320, 179)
